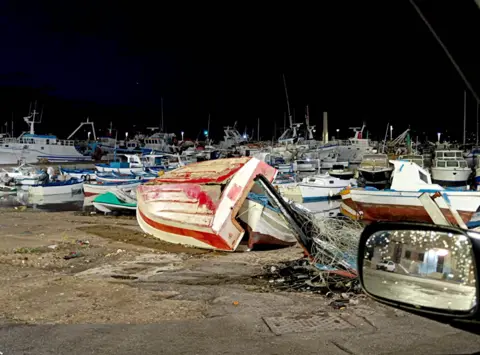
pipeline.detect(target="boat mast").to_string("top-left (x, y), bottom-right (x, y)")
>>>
top-left (477, 102), bottom-right (479, 146)
top-left (464, 90), bottom-right (467, 147)
top-left (161, 97), bottom-right (164, 133)
top-left (257, 117), bottom-right (260, 141)
top-left (282, 74), bottom-right (293, 128)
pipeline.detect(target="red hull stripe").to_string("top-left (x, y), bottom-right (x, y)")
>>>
top-left (84, 192), bottom-right (99, 197)
top-left (138, 209), bottom-right (233, 251)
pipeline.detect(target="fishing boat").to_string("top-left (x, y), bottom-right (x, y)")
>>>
top-left (95, 171), bottom-right (156, 184)
top-left (59, 167), bottom-right (96, 180)
top-left (84, 180), bottom-right (142, 197)
top-left (93, 190), bottom-right (137, 213)
top-left (335, 125), bottom-right (376, 164)
top-left (397, 154), bottom-right (425, 168)
top-left (431, 150), bottom-right (471, 188)
top-left (341, 160), bottom-right (480, 224)
top-left (293, 159), bottom-right (318, 173)
top-left (0, 107), bottom-right (91, 164)
top-left (328, 165), bottom-right (355, 180)
top-left (357, 154), bottom-right (393, 185)
top-left (95, 154), bottom-right (144, 174)
top-left (298, 174), bottom-right (356, 202)
top-left (237, 193), bottom-right (296, 249)
top-left (28, 178), bottom-right (84, 196)
top-left (136, 157), bottom-right (297, 251)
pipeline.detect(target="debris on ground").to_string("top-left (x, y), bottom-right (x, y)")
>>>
top-left (64, 251), bottom-right (84, 260)
top-left (257, 202), bottom-right (364, 295)
top-left (76, 240), bottom-right (90, 246)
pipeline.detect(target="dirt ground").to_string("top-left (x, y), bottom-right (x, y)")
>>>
top-left (0, 207), bottom-right (311, 324)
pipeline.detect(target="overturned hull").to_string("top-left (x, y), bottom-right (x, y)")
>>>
top-left (238, 197), bottom-right (297, 249)
top-left (136, 157), bottom-right (286, 251)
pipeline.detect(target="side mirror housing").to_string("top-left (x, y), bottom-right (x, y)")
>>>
top-left (358, 222), bottom-right (480, 328)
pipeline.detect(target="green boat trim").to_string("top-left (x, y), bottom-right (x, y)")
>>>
top-left (93, 192), bottom-right (137, 208)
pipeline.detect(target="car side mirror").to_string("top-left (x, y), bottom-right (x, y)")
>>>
top-left (358, 222), bottom-right (480, 323)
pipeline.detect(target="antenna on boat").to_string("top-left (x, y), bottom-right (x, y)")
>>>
top-left (282, 74), bottom-right (293, 128)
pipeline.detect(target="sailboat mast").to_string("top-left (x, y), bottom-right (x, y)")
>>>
top-left (161, 97), bottom-right (164, 132)
top-left (282, 74), bottom-right (293, 127)
top-left (257, 117), bottom-right (260, 141)
top-left (477, 102), bottom-right (479, 146)
top-left (464, 90), bottom-right (467, 147)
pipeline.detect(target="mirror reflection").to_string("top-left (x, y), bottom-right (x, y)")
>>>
top-left (363, 229), bottom-right (477, 312)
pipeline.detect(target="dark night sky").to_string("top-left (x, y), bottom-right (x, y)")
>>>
top-left (1, 0), bottom-right (479, 142)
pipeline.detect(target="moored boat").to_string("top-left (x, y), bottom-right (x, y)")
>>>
top-left (93, 191), bottom-right (137, 213)
top-left (28, 178), bottom-right (84, 196)
top-left (298, 174), bottom-right (356, 202)
top-left (342, 160), bottom-right (480, 224)
top-left (431, 150), bottom-right (471, 188)
top-left (357, 154), bottom-right (393, 185)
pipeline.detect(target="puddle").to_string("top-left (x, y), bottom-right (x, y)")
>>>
top-left (77, 225), bottom-right (219, 255)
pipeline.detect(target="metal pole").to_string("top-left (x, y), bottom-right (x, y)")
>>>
top-left (160, 97), bottom-right (164, 132)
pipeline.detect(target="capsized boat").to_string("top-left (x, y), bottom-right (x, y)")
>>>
top-left (93, 190), bottom-right (137, 213)
top-left (341, 160), bottom-right (480, 224)
top-left (28, 178), bottom-right (84, 196)
top-left (136, 157), bottom-right (298, 251)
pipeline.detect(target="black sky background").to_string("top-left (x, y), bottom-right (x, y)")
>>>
top-left (0, 1), bottom-right (479, 142)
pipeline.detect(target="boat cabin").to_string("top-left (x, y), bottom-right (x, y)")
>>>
top-left (433, 150), bottom-right (468, 169)
top-left (434, 150), bottom-right (464, 160)
top-left (359, 154), bottom-right (390, 168)
top-left (398, 155), bottom-right (424, 168)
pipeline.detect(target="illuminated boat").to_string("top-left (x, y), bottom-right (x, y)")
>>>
top-left (136, 157), bottom-right (297, 251)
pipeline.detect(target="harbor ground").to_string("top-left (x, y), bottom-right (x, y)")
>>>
top-left (0, 208), bottom-right (479, 354)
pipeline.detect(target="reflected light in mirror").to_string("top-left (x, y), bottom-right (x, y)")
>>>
top-left (363, 229), bottom-right (476, 312)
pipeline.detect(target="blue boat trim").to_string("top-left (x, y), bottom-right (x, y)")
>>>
top-left (302, 196), bottom-right (331, 202)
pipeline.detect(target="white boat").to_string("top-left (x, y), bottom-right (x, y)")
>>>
top-left (95, 154), bottom-right (144, 174)
top-left (293, 159), bottom-right (318, 173)
top-left (397, 154), bottom-right (425, 168)
top-left (28, 178), bottom-right (84, 196)
top-left (357, 154), bottom-right (393, 185)
top-left (143, 132), bottom-right (177, 153)
top-left (335, 125), bottom-right (376, 164)
top-left (0, 108), bottom-right (90, 164)
top-left (298, 174), bottom-right (356, 202)
top-left (237, 193), bottom-right (296, 248)
top-left (431, 150), bottom-right (471, 188)
top-left (319, 152), bottom-right (349, 170)
top-left (328, 166), bottom-right (355, 180)
top-left (343, 160), bottom-right (480, 225)
top-left (59, 167), bottom-right (96, 180)
top-left (84, 180), bottom-right (141, 197)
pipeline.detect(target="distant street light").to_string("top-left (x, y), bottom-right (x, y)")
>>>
top-left (390, 125), bottom-right (393, 140)
top-left (87, 132), bottom-right (91, 140)
top-left (125, 132), bottom-right (129, 140)
top-left (204, 130), bottom-right (209, 138)
top-left (181, 131), bottom-right (184, 141)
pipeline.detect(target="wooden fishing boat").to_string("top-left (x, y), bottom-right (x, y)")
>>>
top-left (136, 157), bottom-right (295, 251)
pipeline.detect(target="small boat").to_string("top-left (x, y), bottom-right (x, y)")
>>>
top-left (28, 178), bottom-right (84, 196)
top-left (293, 159), bottom-right (318, 173)
top-left (298, 174), bottom-right (356, 202)
top-left (431, 150), bottom-right (471, 188)
top-left (136, 157), bottom-right (295, 251)
top-left (59, 167), bottom-right (96, 180)
top-left (84, 180), bottom-right (142, 197)
top-left (341, 160), bottom-right (480, 225)
top-left (0, 184), bottom-right (17, 194)
top-left (357, 154), bottom-right (393, 185)
top-left (328, 165), bottom-right (355, 180)
top-left (237, 192), bottom-right (296, 249)
top-left (95, 154), bottom-right (144, 174)
top-left (95, 171), bottom-right (156, 184)
top-left (93, 190), bottom-right (137, 213)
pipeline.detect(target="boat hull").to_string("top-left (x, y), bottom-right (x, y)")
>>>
top-left (28, 180), bottom-right (84, 196)
top-left (298, 183), bottom-right (346, 202)
top-left (347, 189), bottom-right (480, 224)
top-left (357, 168), bottom-right (393, 184)
top-left (84, 181), bottom-right (141, 196)
top-left (432, 167), bottom-right (471, 187)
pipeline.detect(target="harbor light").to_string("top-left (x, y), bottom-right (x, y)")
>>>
top-left (243, 134), bottom-right (247, 139)
top-left (125, 132), bottom-right (129, 140)
top-left (437, 132), bottom-right (441, 142)
top-left (204, 130), bottom-right (208, 138)
top-left (87, 131), bottom-right (91, 140)
top-left (181, 131), bottom-right (184, 141)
